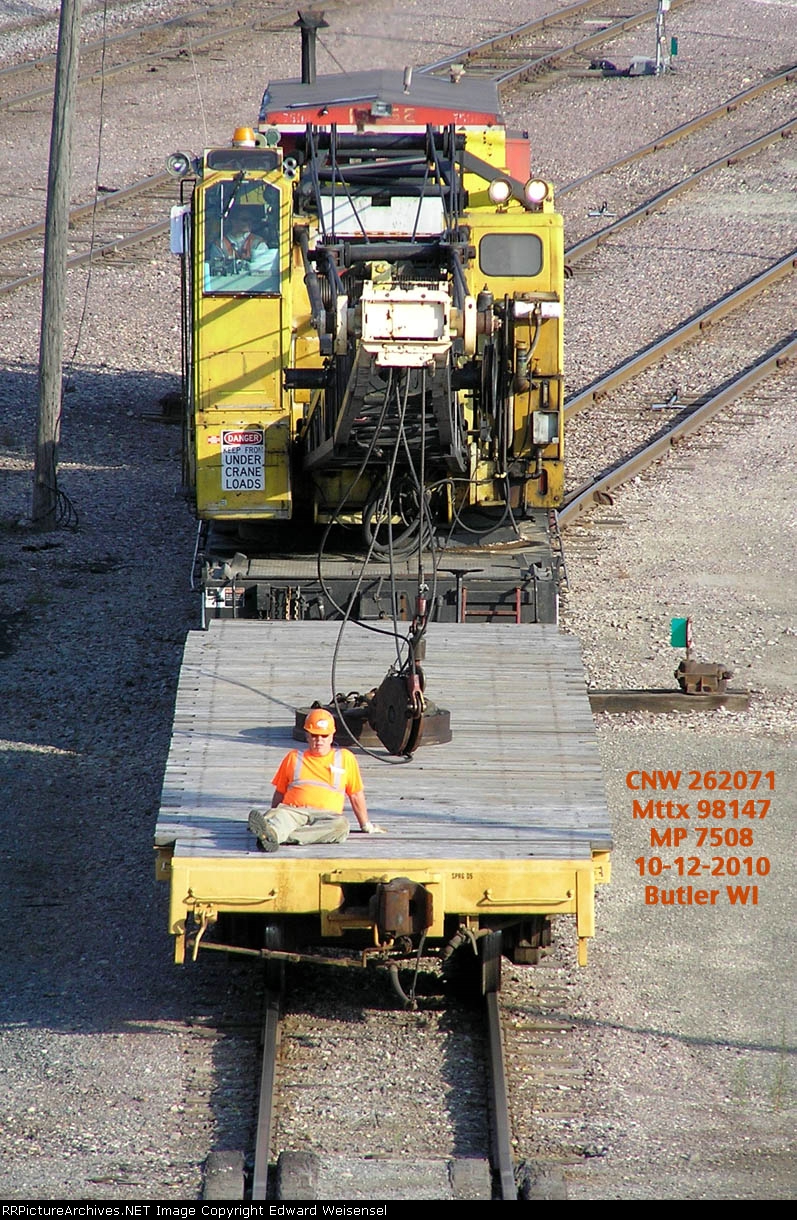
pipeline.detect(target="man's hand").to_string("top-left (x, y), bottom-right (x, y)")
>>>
top-left (360, 820), bottom-right (386, 834)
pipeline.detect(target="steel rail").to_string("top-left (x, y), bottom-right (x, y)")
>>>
top-left (566, 119), bottom-right (795, 263)
top-left (2, 20), bottom-right (271, 111)
top-left (2, 63), bottom-right (790, 258)
top-left (565, 252), bottom-right (797, 420)
top-left (559, 339), bottom-right (797, 526)
top-left (0, 1), bottom-right (246, 80)
top-left (495, 0), bottom-right (690, 88)
top-left (417, 0), bottom-right (611, 74)
top-left (0, 0), bottom-right (319, 111)
top-left (1, 5), bottom-right (790, 297)
top-left (4, 53), bottom-right (790, 239)
top-left (0, 172), bottom-right (172, 252)
top-left (251, 989), bottom-right (281, 1201)
top-left (1, 220), bottom-right (170, 297)
top-left (559, 66), bottom-right (797, 197)
top-left (6, 106), bottom-right (790, 301)
top-left (485, 990), bottom-right (516, 1200)
top-left (418, 0), bottom-right (690, 83)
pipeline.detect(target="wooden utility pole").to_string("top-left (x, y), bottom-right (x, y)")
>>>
top-left (32, 0), bottom-right (83, 527)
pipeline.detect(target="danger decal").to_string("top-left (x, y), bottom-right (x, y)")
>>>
top-left (221, 428), bottom-right (265, 492)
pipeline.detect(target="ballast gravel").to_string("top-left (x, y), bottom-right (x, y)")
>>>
top-left (0, 0), bottom-right (794, 1202)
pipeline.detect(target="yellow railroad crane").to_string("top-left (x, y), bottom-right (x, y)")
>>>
top-left (168, 47), bottom-right (565, 627)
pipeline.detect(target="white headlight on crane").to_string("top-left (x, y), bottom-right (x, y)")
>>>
top-left (166, 152), bottom-right (193, 179)
top-left (487, 178), bottom-right (513, 204)
top-left (524, 178), bottom-right (550, 204)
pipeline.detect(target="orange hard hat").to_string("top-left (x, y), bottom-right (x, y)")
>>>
top-left (304, 708), bottom-right (335, 735)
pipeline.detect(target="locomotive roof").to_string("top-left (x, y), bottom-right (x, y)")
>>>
top-left (259, 69), bottom-right (504, 126)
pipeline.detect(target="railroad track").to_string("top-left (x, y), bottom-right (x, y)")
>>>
top-left (0, 0), bottom-right (361, 289)
top-left (535, 30), bottom-right (795, 525)
top-left (564, 253), bottom-right (797, 423)
top-left (564, 119), bottom-right (795, 264)
top-left (561, 253), bottom-right (796, 508)
top-left (419, 0), bottom-right (690, 84)
top-left (0, 0), bottom-right (788, 307)
top-left (5, 0), bottom-right (788, 346)
top-left (559, 67), bottom-right (797, 201)
top-left (0, 174), bottom-right (179, 295)
top-left (195, 935), bottom-right (540, 1200)
top-left (555, 95), bottom-right (796, 518)
top-left (500, 951), bottom-right (581, 1199)
top-left (0, 53), bottom-right (792, 301)
top-left (560, 333), bottom-right (797, 526)
top-left (0, 0), bottom-right (305, 113)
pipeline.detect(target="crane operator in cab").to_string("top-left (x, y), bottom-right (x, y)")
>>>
top-left (220, 210), bottom-right (271, 271)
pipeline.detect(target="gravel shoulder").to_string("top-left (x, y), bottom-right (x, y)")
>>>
top-left (0, 0), bottom-right (794, 1203)
top-left (556, 369), bottom-right (797, 1199)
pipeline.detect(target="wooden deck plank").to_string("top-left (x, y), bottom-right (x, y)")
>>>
top-left (155, 622), bottom-right (610, 861)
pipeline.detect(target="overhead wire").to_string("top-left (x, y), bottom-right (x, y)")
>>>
top-left (314, 32), bottom-right (347, 75)
top-left (187, 34), bottom-right (210, 148)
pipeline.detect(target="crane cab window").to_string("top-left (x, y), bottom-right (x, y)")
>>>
top-left (203, 178), bottom-right (281, 295)
top-left (479, 233), bottom-right (543, 278)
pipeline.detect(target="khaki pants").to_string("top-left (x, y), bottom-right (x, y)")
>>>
top-left (268, 803), bottom-right (350, 845)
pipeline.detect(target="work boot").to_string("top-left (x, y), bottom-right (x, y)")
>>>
top-left (248, 808), bottom-right (279, 852)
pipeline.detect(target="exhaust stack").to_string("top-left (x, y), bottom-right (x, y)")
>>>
top-left (295, 10), bottom-right (329, 85)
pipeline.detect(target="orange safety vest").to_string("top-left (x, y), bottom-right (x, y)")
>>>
top-left (222, 232), bottom-right (261, 260)
top-left (280, 749), bottom-right (350, 812)
top-left (287, 749), bottom-right (345, 796)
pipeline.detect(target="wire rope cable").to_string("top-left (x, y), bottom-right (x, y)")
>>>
top-left (328, 370), bottom-right (420, 765)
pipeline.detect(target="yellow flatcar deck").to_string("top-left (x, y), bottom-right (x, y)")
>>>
top-left (155, 622), bottom-right (611, 961)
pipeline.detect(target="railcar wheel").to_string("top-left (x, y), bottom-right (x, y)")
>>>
top-left (215, 912), bottom-right (266, 954)
top-left (505, 915), bottom-right (552, 966)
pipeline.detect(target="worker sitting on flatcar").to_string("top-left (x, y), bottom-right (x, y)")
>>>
top-left (248, 708), bottom-right (385, 851)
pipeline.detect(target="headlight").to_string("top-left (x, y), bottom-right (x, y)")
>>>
top-left (487, 178), bottom-right (513, 204)
top-left (166, 152), bottom-right (193, 179)
top-left (524, 178), bottom-right (550, 205)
